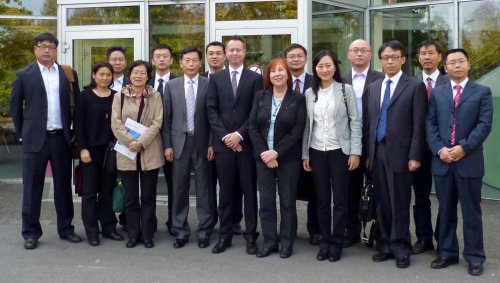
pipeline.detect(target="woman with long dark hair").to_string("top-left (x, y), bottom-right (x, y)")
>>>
top-left (302, 50), bottom-right (362, 262)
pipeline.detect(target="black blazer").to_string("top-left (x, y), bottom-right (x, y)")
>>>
top-left (10, 62), bottom-right (78, 152)
top-left (207, 68), bottom-right (264, 152)
top-left (364, 73), bottom-right (427, 173)
top-left (249, 88), bottom-right (306, 162)
top-left (302, 73), bottom-right (312, 94)
top-left (123, 76), bottom-right (131, 87)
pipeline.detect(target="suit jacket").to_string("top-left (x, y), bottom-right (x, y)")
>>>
top-left (10, 62), bottom-right (77, 152)
top-left (301, 73), bottom-right (313, 94)
top-left (302, 83), bottom-right (362, 160)
top-left (162, 75), bottom-right (211, 159)
top-left (148, 73), bottom-right (176, 94)
top-left (249, 88), bottom-right (306, 162)
top-left (365, 73), bottom-right (427, 173)
top-left (206, 68), bottom-right (264, 152)
top-left (123, 76), bottom-right (131, 87)
top-left (415, 72), bottom-right (448, 88)
top-left (426, 80), bottom-right (493, 177)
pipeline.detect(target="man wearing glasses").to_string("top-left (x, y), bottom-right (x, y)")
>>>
top-left (343, 39), bottom-right (383, 248)
top-left (107, 46), bottom-right (130, 92)
top-left (364, 40), bottom-right (427, 268)
top-left (10, 32), bottom-right (82, 249)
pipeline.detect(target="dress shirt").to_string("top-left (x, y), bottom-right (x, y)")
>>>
top-left (291, 72), bottom-right (307, 94)
top-left (311, 83), bottom-right (340, 151)
top-left (184, 74), bottom-right (199, 101)
top-left (451, 78), bottom-right (468, 99)
top-left (422, 69), bottom-right (440, 89)
top-left (380, 70), bottom-right (403, 106)
top-left (228, 64), bottom-right (244, 86)
top-left (351, 66), bottom-right (369, 119)
top-left (38, 61), bottom-right (62, 130)
top-left (154, 72), bottom-right (171, 91)
top-left (111, 74), bottom-right (124, 92)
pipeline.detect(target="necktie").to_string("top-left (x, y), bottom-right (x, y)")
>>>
top-left (186, 80), bottom-right (196, 131)
top-left (294, 78), bottom-right (301, 94)
top-left (377, 79), bottom-right (392, 142)
top-left (157, 78), bottom-right (164, 97)
top-left (426, 77), bottom-right (433, 98)
top-left (231, 71), bottom-right (238, 97)
top-left (450, 85), bottom-right (462, 145)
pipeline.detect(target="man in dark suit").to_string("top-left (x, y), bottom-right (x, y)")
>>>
top-left (427, 48), bottom-right (492, 276)
top-left (149, 43), bottom-right (176, 235)
top-left (107, 46), bottom-right (130, 92)
top-left (412, 40), bottom-right (449, 254)
top-left (207, 36), bottom-right (263, 254)
top-left (163, 46), bottom-right (215, 249)
top-left (283, 43), bottom-right (320, 245)
top-left (10, 32), bottom-right (82, 249)
top-left (343, 39), bottom-right (384, 248)
top-left (365, 40), bottom-right (427, 268)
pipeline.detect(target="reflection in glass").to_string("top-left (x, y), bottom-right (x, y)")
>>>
top-left (222, 34), bottom-right (291, 77)
top-left (312, 3), bottom-right (363, 75)
top-left (371, 0), bottom-right (421, 6)
top-left (1, 0), bottom-right (57, 16)
top-left (150, 4), bottom-right (205, 75)
top-left (216, 1), bottom-right (297, 21)
top-left (67, 6), bottom-right (140, 26)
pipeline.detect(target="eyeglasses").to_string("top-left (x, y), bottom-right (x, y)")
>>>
top-left (131, 71), bottom-right (147, 77)
top-left (286, 54), bottom-right (305, 60)
top-left (380, 55), bottom-right (401, 62)
top-left (349, 48), bottom-right (370, 55)
top-left (446, 59), bottom-right (467, 66)
top-left (36, 44), bottom-right (57, 50)
top-left (109, 58), bottom-right (126, 63)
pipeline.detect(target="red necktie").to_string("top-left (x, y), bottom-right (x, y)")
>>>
top-left (426, 77), bottom-right (432, 98)
top-left (450, 85), bottom-right (462, 145)
top-left (294, 79), bottom-right (301, 94)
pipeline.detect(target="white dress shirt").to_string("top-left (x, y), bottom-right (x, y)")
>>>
top-left (310, 83), bottom-right (340, 151)
top-left (380, 70), bottom-right (403, 106)
top-left (38, 61), bottom-right (62, 130)
top-left (351, 66), bottom-right (369, 119)
top-left (291, 72), bottom-right (307, 94)
top-left (111, 74), bottom-right (125, 92)
top-left (228, 64), bottom-right (244, 86)
top-left (154, 72), bottom-right (171, 92)
top-left (184, 74), bottom-right (199, 100)
top-left (422, 69), bottom-right (440, 89)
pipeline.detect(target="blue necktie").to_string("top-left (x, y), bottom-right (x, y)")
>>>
top-left (377, 79), bottom-right (392, 142)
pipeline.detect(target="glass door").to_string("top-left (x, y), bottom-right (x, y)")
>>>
top-left (63, 30), bottom-right (142, 89)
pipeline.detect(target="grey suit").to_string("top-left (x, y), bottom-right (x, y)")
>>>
top-left (162, 75), bottom-right (214, 240)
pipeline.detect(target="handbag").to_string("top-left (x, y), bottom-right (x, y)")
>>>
top-left (103, 141), bottom-right (117, 172)
top-left (73, 164), bottom-right (83, 197)
top-left (112, 179), bottom-right (124, 213)
top-left (359, 173), bottom-right (376, 246)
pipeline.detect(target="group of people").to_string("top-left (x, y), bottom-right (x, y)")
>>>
top-left (10, 32), bottom-right (492, 277)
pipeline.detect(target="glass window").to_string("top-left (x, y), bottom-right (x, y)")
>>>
top-left (150, 4), bottom-right (205, 75)
top-left (1, 0), bottom-right (57, 17)
top-left (370, 4), bottom-right (453, 75)
top-left (312, 3), bottom-right (364, 75)
top-left (67, 6), bottom-right (140, 26)
top-left (371, 0), bottom-right (425, 6)
top-left (216, 1), bottom-right (297, 21)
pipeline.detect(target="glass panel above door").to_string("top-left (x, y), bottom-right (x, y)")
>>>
top-left (67, 6), bottom-right (140, 26)
top-left (216, 1), bottom-right (298, 21)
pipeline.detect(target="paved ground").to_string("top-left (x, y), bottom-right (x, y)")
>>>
top-left (0, 179), bottom-right (499, 283)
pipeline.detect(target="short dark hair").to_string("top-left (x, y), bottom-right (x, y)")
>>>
top-left (311, 50), bottom-right (344, 101)
top-left (417, 40), bottom-right (442, 54)
top-left (206, 41), bottom-right (225, 53)
top-left (89, 61), bottom-right (114, 89)
top-left (225, 36), bottom-right (246, 48)
top-left (378, 40), bottom-right (407, 58)
top-left (180, 45), bottom-right (202, 60)
top-left (106, 46), bottom-right (126, 60)
top-left (35, 32), bottom-right (59, 47)
top-left (443, 48), bottom-right (469, 64)
top-left (128, 60), bottom-right (153, 82)
top-left (284, 43), bottom-right (308, 58)
top-left (152, 44), bottom-right (173, 57)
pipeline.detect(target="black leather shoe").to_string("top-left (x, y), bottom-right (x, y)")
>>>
top-left (24, 238), bottom-right (38, 250)
top-left (212, 239), bottom-right (232, 254)
top-left (256, 246), bottom-right (278, 258)
top-left (329, 248), bottom-right (342, 262)
top-left (143, 239), bottom-right (154, 248)
top-left (431, 256), bottom-right (459, 269)
top-left (280, 248), bottom-right (292, 258)
top-left (198, 238), bottom-right (210, 248)
top-left (396, 256), bottom-right (411, 268)
top-left (412, 240), bottom-right (434, 254)
top-left (246, 240), bottom-right (257, 255)
top-left (317, 249), bottom-right (328, 261)
top-left (309, 234), bottom-right (321, 246)
top-left (173, 238), bottom-right (188, 249)
top-left (372, 252), bottom-right (394, 262)
top-left (87, 236), bottom-right (100, 246)
top-left (126, 238), bottom-right (138, 248)
top-left (102, 231), bottom-right (124, 241)
top-left (343, 237), bottom-right (361, 248)
top-left (468, 262), bottom-right (483, 276)
top-left (60, 231), bottom-right (82, 243)
top-left (233, 224), bottom-right (242, 235)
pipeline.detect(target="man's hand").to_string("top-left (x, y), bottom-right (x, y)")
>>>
top-left (260, 150), bottom-right (278, 164)
top-left (80, 149), bottom-right (92, 163)
top-left (408, 159), bottom-right (421, 172)
top-left (449, 145), bottom-right (465, 162)
top-left (439, 148), bottom-right (454, 164)
top-left (164, 148), bottom-right (173, 162)
top-left (348, 155), bottom-right (360, 171)
top-left (266, 160), bottom-right (278, 169)
top-left (224, 132), bottom-right (241, 149)
top-left (207, 146), bottom-right (214, 161)
top-left (303, 159), bottom-right (311, 172)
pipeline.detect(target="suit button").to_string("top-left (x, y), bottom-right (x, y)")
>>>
top-left (233, 110), bottom-right (236, 113)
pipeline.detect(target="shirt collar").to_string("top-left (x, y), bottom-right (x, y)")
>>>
top-left (384, 70), bottom-right (403, 86)
top-left (229, 64), bottom-right (244, 74)
top-left (292, 71), bottom-right (306, 83)
top-left (351, 66), bottom-right (369, 79)
top-left (155, 71), bottom-right (171, 82)
top-left (37, 61), bottom-right (58, 72)
top-left (451, 77), bottom-right (468, 90)
top-left (184, 74), bottom-right (199, 84)
top-left (115, 74), bottom-right (124, 83)
top-left (422, 69), bottom-right (440, 83)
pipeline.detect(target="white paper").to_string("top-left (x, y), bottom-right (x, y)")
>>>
top-left (114, 139), bottom-right (137, 160)
top-left (113, 118), bottom-right (148, 160)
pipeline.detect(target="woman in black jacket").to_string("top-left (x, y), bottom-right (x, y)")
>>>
top-left (249, 58), bottom-right (306, 258)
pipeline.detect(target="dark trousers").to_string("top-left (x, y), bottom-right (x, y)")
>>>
top-left (210, 166), bottom-right (243, 229)
top-left (256, 159), bottom-right (300, 249)
top-left (373, 141), bottom-right (412, 258)
top-left (119, 168), bottom-right (159, 241)
top-left (434, 166), bottom-right (485, 263)
top-left (412, 148), bottom-right (439, 243)
top-left (163, 161), bottom-right (173, 230)
top-left (22, 132), bottom-right (75, 239)
top-left (310, 148), bottom-right (350, 250)
top-left (81, 145), bottom-right (118, 237)
top-left (215, 151), bottom-right (258, 241)
top-left (345, 163), bottom-right (365, 239)
top-left (298, 169), bottom-right (320, 237)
